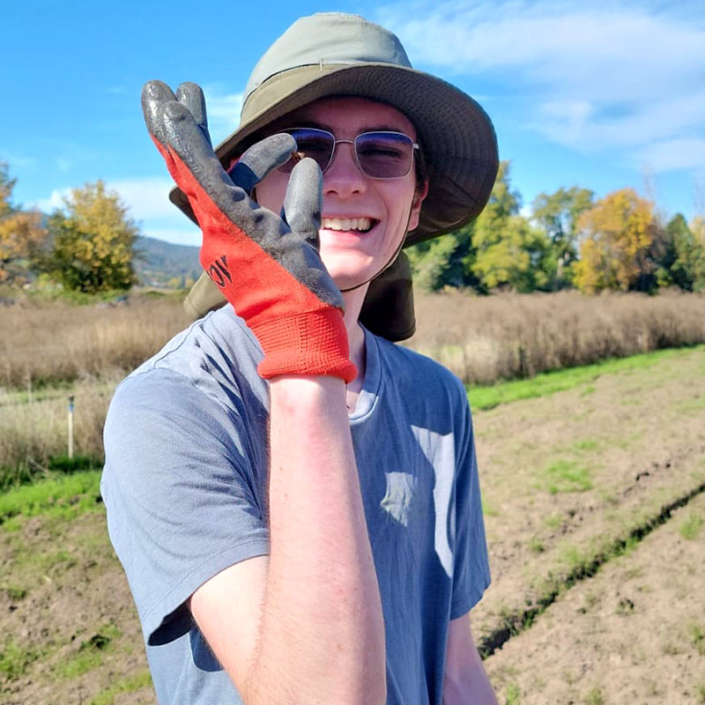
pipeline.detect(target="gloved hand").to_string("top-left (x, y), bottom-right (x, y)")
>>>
top-left (141, 81), bottom-right (356, 382)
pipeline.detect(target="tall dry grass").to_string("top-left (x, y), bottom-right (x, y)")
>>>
top-left (0, 377), bottom-right (116, 483)
top-left (1, 290), bottom-right (704, 393)
top-left (409, 289), bottom-right (705, 383)
top-left (0, 296), bottom-right (190, 390)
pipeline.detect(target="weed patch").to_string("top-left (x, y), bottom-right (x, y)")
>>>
top-left (543, 460), bottom-right (593, 494)
top-left (679, 512), bottom-right (704, 540)
top-left (88, 670), bottom-right (153, 705)
top-left (0, 638), bottom-right (40, 681)
top-left (0, 470), bottom-right (102, 527)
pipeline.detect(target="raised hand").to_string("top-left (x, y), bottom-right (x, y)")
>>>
top-left (141, 81), bottom-right (356, 382)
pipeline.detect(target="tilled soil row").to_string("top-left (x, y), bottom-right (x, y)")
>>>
top-left (478, 477), bottom-right (705, 658)
top-left (483, 490), bottom-right (705, 704)
top-left (471, 347), bottom-right (705, 651)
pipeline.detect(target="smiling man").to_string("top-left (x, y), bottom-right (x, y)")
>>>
top-left (101, 12), bottom-right (499, 705)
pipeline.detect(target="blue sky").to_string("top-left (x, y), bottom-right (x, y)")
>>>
top-left (3, 0), bottom-right (704, 245)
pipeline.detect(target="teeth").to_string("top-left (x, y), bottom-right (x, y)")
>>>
top-left (322, 217), bottom-right (373, 232)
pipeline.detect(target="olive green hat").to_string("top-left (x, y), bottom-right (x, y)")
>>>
top-left (176, 12), bottom-right (498, 340)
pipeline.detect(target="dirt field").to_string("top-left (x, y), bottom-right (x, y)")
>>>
top-left (1, 346), bottom-right (704, 704)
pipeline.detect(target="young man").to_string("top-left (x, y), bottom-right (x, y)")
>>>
top-left (102, 12), bottom-right (499, 705)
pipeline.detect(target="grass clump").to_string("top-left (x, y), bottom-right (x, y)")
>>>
top-left (88, 670), bottom-right (153, 705)
top-left (55, 622), bottom-right (121, 679)
top-left (543, 460), bottom-right (593, 494)
top-left (505, 682), bottom-right (521, 704)
top-left (0, 470), bottom-right (102, 527)
top-left (679, 512), bottom-right (704, 540)
top-left (0, 638), bottom-right (39, 680)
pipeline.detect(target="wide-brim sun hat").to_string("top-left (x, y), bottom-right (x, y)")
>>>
top-left (171, 11), bottom-right (499, 246)
top-left (174, 12), bottom-right (499, 341)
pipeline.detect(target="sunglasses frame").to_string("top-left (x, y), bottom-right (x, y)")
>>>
top-left (278, 127), bottom-right (420, 180)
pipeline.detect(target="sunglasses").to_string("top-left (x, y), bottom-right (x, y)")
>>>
top-left (277, 127), bottom-right (420, 180)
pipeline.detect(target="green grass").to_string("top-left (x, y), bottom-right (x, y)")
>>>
top-left (505, 682), bottom-right (521, 705)
top-left (0, 455), bottom-right (101, 493)
top-left (0, 470), bottom-right (102, 527)
top-left (55, 622), bottom-right (121, 680)
top-left (679, 512), bottom-right (704, 540)
top-left (543, 460), bottom-right (593, 494)
top-left (466, 344), bottom-right (705, 410)
top-left (0, 638), bottom-right (40, 680)
top-left (88, 670), bottom-right (153, 705)
top-left (690, 623), bottom-right (705, 656)
top-left (585, 687), bottom-right (605, 705)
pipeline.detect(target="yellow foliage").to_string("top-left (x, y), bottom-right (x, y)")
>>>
top-left (0, 165), bottom-right (48, 284)
top-left (50, 180), bottom-right (138, 293)
top-left (573, 188), bottom-right (657, 294)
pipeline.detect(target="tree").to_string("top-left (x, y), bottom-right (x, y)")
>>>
top-left (470, 161), bottom-right (556, 292)
top-left (46, 180), bottom-right (138, 293)
top-left (532, 186), bottom-right (594, 285)
top-left (406, 223), bottom-right (480, 291)
top-left (572, 188), bottom-right (659, 294)
top-left (0, 162), bottom-right (49, 285)
top-left (651, 214), bottom-right (705, 291)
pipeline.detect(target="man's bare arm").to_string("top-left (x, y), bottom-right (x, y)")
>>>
top-left (190, 375), bottom-right (386, 704)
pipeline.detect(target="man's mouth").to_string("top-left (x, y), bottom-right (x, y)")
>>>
top-left (321, 217), bottom-right (377, 233)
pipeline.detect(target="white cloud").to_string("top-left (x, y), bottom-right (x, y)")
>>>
top-left (633, 138), bottom-right (705, 173)
top-left (377, 0), bottom-right (705, 169)
top-left (202, 87), bottom-right (244, 144)
top-left (31, 188), bottom-right (72, 212)
top-left (106, 177), bottom-right (178, 220)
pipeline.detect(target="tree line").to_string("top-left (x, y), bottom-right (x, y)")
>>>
top-left (1, 159), bottom-right (704, 295)
top-left (408, 161), bottom-right (705, 294)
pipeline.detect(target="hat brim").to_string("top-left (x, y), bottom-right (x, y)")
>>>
top-left (170, 63), bottom-right (498, 247)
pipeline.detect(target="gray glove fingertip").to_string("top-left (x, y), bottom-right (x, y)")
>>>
top-left (281, 157), bottom-right (323, 249)
top-left (175, 82), bottom-right (212, 148)
top-left (141, 81), bottom-right (177, 133)
top-left (230, 133), bottom-right (296, 194)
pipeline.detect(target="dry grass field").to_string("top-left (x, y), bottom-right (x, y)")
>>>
top-left (1, 290), bottom-right (704, 703)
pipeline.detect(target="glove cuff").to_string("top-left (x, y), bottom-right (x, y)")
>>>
top-left (253, 308), bottom-right (357, 383)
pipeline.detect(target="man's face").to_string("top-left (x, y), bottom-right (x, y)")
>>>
top-left (255, 97), bottom-right (427, 291)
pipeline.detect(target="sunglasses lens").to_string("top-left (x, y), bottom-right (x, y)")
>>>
top-left (279, 128), bottom-right (334, 174)
top-left (355, 132), bottom-right (414, 178)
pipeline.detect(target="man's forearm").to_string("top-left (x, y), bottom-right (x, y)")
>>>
top-left (243, 375), bottom-right (386, 705)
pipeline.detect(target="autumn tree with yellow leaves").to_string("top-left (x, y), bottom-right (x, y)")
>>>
top-left (0, 162), bottom-right (49, 285)
top-left (46, 180), bottom-right (138, 293)
top-left (572, 188), bottom-right (661, 294)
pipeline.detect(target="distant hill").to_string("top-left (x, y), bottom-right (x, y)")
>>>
top-left (134, 235), bottom-right (201, 287)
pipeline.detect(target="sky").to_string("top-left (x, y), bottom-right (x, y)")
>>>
top-left (3, 0), bottom-right (704, 246)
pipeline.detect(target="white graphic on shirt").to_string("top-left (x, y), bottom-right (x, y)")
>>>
top-left (381, 471), bottom-right (418, 527)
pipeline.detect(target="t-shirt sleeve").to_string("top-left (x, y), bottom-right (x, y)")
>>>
top-left (449, 379), bottom-right (491, 619)
top-left (101, 369), bottom-right (270, 646)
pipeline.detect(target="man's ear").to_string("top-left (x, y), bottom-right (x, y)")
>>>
top-left (408, 178), bottom-right (430, 232)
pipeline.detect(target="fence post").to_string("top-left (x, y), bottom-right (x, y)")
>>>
top-left (68, 395), bottom-right (75, 460)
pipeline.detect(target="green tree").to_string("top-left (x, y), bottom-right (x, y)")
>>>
top-left (46, 180), bottom-right (138, 293)
top-left (0, 162), bottom-right (49, 285)
top-left (471, 161), bottom-right (556, 292)
top-left (651, 214), bottom-right (705, 290)
top-left (532, 186), bottom-right (594, 285)
top-left (406, 223), bottom-right (480, 291)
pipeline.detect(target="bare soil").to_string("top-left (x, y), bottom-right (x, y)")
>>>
top-left (484, 491), bottom-right (705, 704)
top-left (1, 347), bottom-right (703, 704)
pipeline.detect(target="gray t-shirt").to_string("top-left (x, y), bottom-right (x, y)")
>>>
top-left (101, 306), bottom-right (490, 705)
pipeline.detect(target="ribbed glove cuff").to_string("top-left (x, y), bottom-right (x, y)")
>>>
top-left (253, 308), bottom-right (357, 383)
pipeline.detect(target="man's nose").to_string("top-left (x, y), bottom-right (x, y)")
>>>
top-left (323, 142), bottom-right (367, 198)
